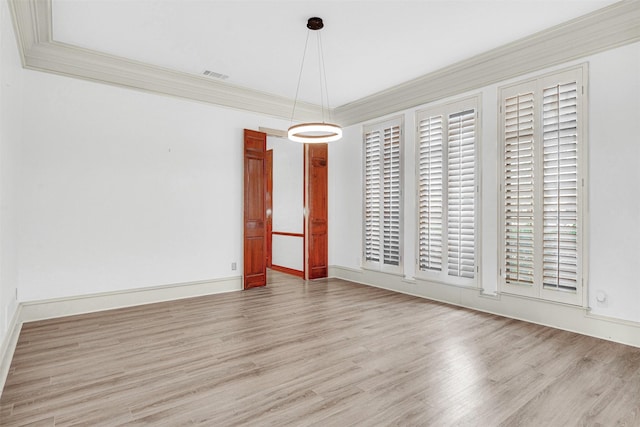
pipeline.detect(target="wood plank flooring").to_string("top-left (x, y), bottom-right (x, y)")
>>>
top-left (1, 271), bottom-right (639, 426)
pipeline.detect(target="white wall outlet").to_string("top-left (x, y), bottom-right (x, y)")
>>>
top-left (231, 262), bottom-right (237, 271)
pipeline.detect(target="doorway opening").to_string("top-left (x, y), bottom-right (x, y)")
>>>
top-left (243, 129), bottom-right (328, 288)
top-left (265, 135), bottom-right (305, 279)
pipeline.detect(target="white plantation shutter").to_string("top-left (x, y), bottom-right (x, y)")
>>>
top-left (363, 118), bottom-right (403, 272)
top-left (383, 126), bottom-right (401, 266)
top-left (500, 66), bottom-right (584, 306)
top-left (504, 92), bottom-right (535, 285)
top-left (364, 130), bottom-right (381, 263)
top-left (542, 82), bottom-right (578, 292)
top-left (416, 97), bottom-right (478, 286)
top-left (417, 115), bottom-right (443, 271)
top-left (447, 109), bottom-right (476, 279)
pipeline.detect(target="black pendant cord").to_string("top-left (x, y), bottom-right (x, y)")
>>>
top-left (317, 33), bottom-right (325, 123)
top-left (318, 31), bottom-right (333, 125)
top-left (290, 30), bottom-right (311, 126)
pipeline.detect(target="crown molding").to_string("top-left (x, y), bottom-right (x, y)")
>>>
top-left (8, 0), bottom-right (640, 126)
top-left (8, 0), bottom-right (50, 65)
top-left (24, 40), bottom-right (323, 121)
top-left (335, 0), bottom-right (640, 125)
top-left (8, 0), bottom-right (322, 122)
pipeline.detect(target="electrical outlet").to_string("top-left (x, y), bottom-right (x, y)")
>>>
top-left (596, 290), bottom-right (608, 307)
top-left (231, 262), bottom-right (237, 271)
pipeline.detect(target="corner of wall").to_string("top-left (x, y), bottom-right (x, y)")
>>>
top-left (0, 304), bottom-right (21, 397)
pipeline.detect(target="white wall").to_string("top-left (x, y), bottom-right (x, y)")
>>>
top-left (271, 235), bottom-right (303, 272)
top-left (267, 136), bottom-right (304, 271)
top-left (587, 44), bottom-right (640, 320)
top-left (268, 137), bottom-right (303, 234)
top-left (328, 125), bottom-right (362, 268)
top-left (18, 69), bottom-right (289, 302)
top-left (329, 41), bottom-right (640, 324)
top-left (0, 0), bottom-right (22, 348)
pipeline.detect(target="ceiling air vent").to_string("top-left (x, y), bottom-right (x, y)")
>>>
top-left (202, 70), bottom-right (229, 80)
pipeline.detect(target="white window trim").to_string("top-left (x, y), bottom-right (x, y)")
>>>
top-left (414, 95), bottom-right (482, 288)
top-left (362, 116), bottom-right (404, 275)
top-left (498, 64), bottom-right (589, 307)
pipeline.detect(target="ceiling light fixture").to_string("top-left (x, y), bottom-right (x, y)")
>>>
top-left (288, 17), bottom-right (342, 144)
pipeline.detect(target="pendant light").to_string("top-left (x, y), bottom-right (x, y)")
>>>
top-left (288, 17), bottom-right (342, 144)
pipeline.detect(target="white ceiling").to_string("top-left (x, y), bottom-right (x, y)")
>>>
top-left (51, 0), bottom-right (619, 108)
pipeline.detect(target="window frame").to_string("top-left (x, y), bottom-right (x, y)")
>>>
top-left (414, 95), bottom-right (482, 288)
top-left (362, 116), bottom-right (404, 275)
top-left (498, 64), bottom-right (588, 307)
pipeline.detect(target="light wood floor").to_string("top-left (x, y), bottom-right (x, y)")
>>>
top-left (1, 271), bottom-right (639, 426)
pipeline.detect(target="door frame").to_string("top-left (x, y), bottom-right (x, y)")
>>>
top-left (265, 149), bottom-right (273, 269)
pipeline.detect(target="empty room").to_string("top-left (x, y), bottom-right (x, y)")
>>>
top-left (1, 0), bottom-right (639, 425)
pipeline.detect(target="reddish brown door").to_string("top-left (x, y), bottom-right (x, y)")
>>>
top-left (243, 129), bottom-right (267, 289)
top-left (265, 149), bottom-right (273, 268)
top-left (305, 143), bottom-right (328, 280)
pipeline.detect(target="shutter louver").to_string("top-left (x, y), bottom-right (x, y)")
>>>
top-left (364, 119), bottom-right (403, 271)
top-left (500, 67), bottom-right (584, 305)
top-left (542, 82), bottom-right (578, 292)
top-left (504, 92), bottom-right (535, 285)
top-left (447, 109), bottom-right (476, 278)
top-left (383, 126), bottom-right (401, 266)
top-left (364, 130), bottom-right (381, 263)
top-left (418, 116), bottom-right (443, 271)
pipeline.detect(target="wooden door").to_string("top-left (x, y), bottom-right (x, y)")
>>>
top-left (305, 143), bottom-right (328, 280)
top-left (243, 129), bottom-right (267, 289)
top-left (265, 149), bottom-right (273, 268)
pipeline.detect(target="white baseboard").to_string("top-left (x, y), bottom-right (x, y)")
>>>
top-left (18, 276), bottom-right (242, 323)
top-left (0, 275), bottom-right (242, 398)
top-left (329, 265), bottom-right (640, 348)
top-left (0, 305), bottom-right (22, 397)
